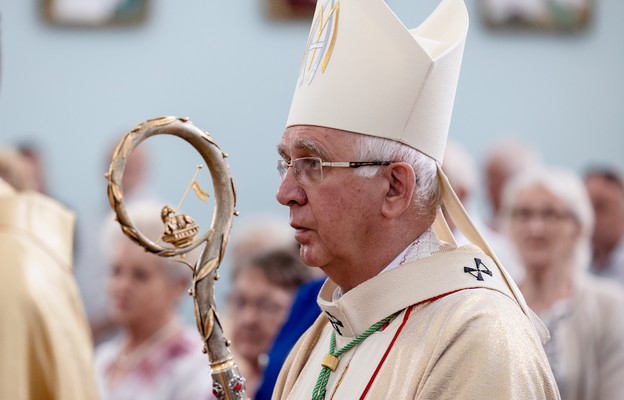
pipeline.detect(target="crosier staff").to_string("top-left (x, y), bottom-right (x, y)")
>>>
top-left (105, 116), bottom-right (248, 400)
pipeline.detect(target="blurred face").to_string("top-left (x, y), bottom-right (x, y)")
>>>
top-left (508, 185), bottom-right (580, 271)
top-left (227, 268), bottom-right (293, 364)
top-left (485, 159), bottom-right (507, 215)
top-left (586, 175), bottom-right (624, 248)
top-left (120, 147), bottom-right (145, 195)
top-left (107, 241), bottom-right (184, 329)
top-left (275, 126), bottom-right (385, 273)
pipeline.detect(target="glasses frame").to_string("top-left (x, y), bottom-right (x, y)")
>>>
top-left (277, 157), bottom-right (394, 184)
top-left (509, 207), bottom-right (575, 225)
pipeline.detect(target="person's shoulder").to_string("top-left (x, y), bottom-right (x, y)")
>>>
top-left (612, 237), bottom-right (624, 265)
top-left (421, 287), bottom-right (538, 339)
top-left (579, 273), bottom-right (624, 303)
top-left (170, 326), bottom-right (207, 355)
top-left (403, 288), bottom-right (549, 369)
top-left (439, 287), bottom-right (527, 316)
top-left (94, 335), bottom-right (122, 368)
top-left (168, 327), bottom-right (213, 379)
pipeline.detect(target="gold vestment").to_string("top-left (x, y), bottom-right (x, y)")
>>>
top-left (273, 245), bottom-right (561, 399)
top-left (0, 190), bottom-right (99, 400)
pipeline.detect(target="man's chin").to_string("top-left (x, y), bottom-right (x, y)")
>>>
top-left (299, 245), bottom-right (322, 268)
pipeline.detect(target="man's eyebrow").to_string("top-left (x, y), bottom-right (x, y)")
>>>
top-left (277, 145), bottom-right (287, 159)
top-left (277, 138), bottom-right (328, 160)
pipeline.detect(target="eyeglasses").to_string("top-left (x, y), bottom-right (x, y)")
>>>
top-left (277, 157), bottom-right (393, 185)
top-left (227, 294), bottom-right (289, 319)
top-left (510, 207), bottom-right (574, 225)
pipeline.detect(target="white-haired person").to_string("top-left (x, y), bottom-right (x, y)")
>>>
top-left (501, 166), bottom-right (624, 400)
top-left (272, 0), bottom-right (559, 398)
top-left (75, 143), bottom-right (158, 346)
top-left (483, 136), bottom-right (541, 231)
top-left (443, 139), bottom-right (524, 282)
top-left (95, 201), bottom-right (216, 400)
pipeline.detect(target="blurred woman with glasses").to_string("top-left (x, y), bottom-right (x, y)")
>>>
top-left (95, 201), bottom-right (215, 400)
top-left (501, 166), bottom-right (624, 400)
top-left (227, 247), bottom-right (313, 396)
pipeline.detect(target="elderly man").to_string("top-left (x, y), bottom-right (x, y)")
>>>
top-left (272, 0), bottom-right (560, 399)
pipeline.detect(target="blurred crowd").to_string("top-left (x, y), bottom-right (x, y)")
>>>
top-left (2, 134), bottom-right (623, 399)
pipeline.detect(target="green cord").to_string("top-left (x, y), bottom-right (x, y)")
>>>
top-left (311, 311), bottom-right (400, 400)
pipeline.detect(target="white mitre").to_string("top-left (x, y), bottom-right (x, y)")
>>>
top-left (286, 0), bottom-right (546, 337)
top-left (287, 0), bottom-right (467, 163)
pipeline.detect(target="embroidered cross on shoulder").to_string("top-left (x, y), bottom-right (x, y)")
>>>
top-left (463, 258), bottom-right (493, 281)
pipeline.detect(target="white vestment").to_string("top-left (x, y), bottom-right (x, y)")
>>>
top-left (273, 245), bottom-right (560, 399)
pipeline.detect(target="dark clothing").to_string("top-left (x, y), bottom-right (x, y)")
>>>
top-left (254, 277), bottom-right (325, 399)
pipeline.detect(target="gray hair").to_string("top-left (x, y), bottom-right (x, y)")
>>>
top-left (500, 167), bottom-right (594, 274)
top-left (353, 134), bottom-right (441, 214)
top-left (229, 214), bottom-right (294, 271)
top-left (102, 200), bottom-right (196, 287)
top-left (485, 137), bottom-right (541, 176)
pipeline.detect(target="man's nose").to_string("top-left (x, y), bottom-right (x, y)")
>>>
top-left (276, 168), bottom-right (306, 207)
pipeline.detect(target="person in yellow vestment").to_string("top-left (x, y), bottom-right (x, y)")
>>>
top-left (272, 0), bottom-right (560, 399)
top-left (0, 148), bottom-right (100, 400)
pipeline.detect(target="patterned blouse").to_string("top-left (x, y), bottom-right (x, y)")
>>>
top-left (95, 319), bottom-right (216, 400)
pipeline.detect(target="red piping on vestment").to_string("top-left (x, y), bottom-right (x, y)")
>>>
top-left (358, 288), bottom-right (468, 399)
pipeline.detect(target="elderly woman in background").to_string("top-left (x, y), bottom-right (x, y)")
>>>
top-left (501, 166), bottom-right (624, 400)
top-left (95, 201), bottom-right (216, 400)
top-left (227, 247), bottom-right (313, 396)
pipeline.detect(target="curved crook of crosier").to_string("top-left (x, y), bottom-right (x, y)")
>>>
top-left (105, 116), bottom-right (247, 400)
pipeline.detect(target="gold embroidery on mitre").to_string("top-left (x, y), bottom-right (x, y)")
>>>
top-left (298, 0), bottom-right (340, 86)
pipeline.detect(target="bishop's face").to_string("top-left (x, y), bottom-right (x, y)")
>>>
top-left (276, 126), bottom-right (386, 278)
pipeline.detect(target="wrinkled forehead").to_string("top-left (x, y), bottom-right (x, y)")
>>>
top-left (277, 125), bottom-right (359, 160)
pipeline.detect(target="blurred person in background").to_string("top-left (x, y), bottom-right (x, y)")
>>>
top-left (75, 142), bottom-right (157, 344)
top-left (17, 140), bottom-right (48, 194)
top-left (95, 200), bottom-right (215, 400)
top-left (483, 136), bottom-right (541, 231)
top-left (0, 147), bottom-right (99, 399)
top-left (227, 247), bottom-right (314, 396)
top-left (254, 272), bottom-right (325, 400)
top-left (442, 139), bottom-right (524, 281)
top-left (229, 214), bottom-right (303, 270)
top-left (501, 166), bottom-right (624, 400)
top-left (584, 166), bottom-right (624, 286)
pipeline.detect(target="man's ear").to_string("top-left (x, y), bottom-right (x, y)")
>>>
top-left (381, 162), bottom-right (415, 218)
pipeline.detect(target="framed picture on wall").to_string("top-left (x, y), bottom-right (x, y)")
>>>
top-left (265, 0), bottom-right (317, 20)
top-left (480, 0), bottom-right (593, 31)
top-left (42, 0), bottom-right (149, 27)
